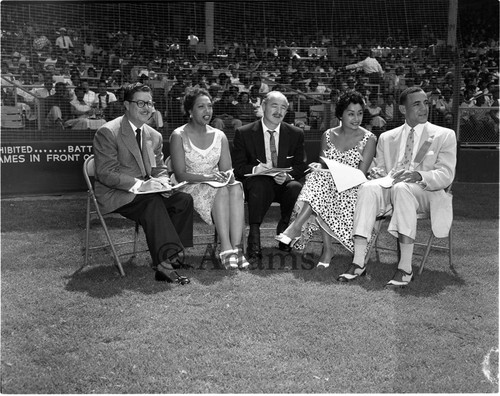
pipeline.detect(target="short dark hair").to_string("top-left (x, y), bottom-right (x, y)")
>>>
top-left (399, 86), bottom-right (425, 105)
top-left (123, 82), bottom-right (151, 102)
top-left (74, 85), bottom-right (85, 94)
top-left (335, 91), bottom-right (366, 119)
top-left (54, 82), bottom-right (66, 90)
top-left (182, 87), bottom-right (212, 115)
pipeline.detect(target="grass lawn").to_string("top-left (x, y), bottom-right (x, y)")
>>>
top-left (1, 182), bottom-right (498, 393)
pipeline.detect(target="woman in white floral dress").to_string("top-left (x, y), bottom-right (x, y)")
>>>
top-left (276, 92), bottom-right (377, 268)
top-left (170, 88), bottom-right (248, 269)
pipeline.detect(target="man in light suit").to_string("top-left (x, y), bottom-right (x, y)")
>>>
top-left (233, 91), bottom-right (308, 260)
top-left (93, 83), bottom-right (193, 284)
top-left (338, 86), bottom-right (456, 286)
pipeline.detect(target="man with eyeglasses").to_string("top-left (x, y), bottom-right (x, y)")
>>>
top-left (93, 83), bottom-right (194, 284)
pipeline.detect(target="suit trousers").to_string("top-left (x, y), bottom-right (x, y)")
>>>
top-left (115, 191), bottom-right (194, 267)
top-left (243, 175), bottom-right (302, 231)
top-left (353, 180), bottom-right (431, 241)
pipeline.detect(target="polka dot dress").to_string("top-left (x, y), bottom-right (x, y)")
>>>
top-left (292, 129), bottom-right (374, 253)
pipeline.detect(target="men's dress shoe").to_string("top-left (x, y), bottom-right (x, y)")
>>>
top-left (155, 261), bottom-right (190, 285)
top-left (337, 263), bottom-right (366, 282)
top-left (278, 241), bottom-right (292, 252)
top-left (386, 268), bottom-right (413, 287)
top-left (246, 244), bottom-right (262, 260)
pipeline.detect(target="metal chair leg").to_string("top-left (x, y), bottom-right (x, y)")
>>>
top-left (95, 210), bottom-right (126, 277)
top-left (84, 194), bottom-right (91, 267)
top-left (365, 218), bottom-right (383, 265)
top-left (448, 228), bottom-right (454, 271)
top-left (418, 233), bottom-right (435, 275)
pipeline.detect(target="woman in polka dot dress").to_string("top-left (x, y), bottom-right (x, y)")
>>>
top-left (276, 91), bottom-right (377, 268)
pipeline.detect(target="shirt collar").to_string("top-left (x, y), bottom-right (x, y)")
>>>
top-left (404, 122), bottom-right (426, 136)
top-left (129, 120), bottom-right (143, 133)
top-left (261, 119), bottom-right (281, 135)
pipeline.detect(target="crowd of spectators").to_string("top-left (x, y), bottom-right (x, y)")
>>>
top-left (1, 10), bottom-right (498, 141)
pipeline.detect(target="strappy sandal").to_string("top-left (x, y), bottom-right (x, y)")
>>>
top-left (155, 261), bottom-right (191, 284)
top-left (219, 249), bottom-right (239, 269)
top-left (235, 245), bottom-right (250, 270)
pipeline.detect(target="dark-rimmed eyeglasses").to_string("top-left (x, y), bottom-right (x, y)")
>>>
top-left (129, 100), bottom-right (155, 108)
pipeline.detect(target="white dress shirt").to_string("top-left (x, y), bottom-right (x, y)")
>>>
top-left (261, 119), bottom-right (281, 166)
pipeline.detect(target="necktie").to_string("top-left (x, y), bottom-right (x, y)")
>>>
top-left (401, 127), bottom-right (415, 170)
top-left (268, 130), bottom-right (277, 167)
top-left (135, 128), bottom-right (142, 149)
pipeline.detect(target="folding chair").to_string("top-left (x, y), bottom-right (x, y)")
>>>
top-left (365, 187), bottom-right (454, 275)
top-left (83, 154), bottom-right (143, 276)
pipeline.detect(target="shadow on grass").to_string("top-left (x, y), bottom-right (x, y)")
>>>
top-left (63, 252), bottom-right (242, 298)
top-left (355, 260), bottom-right (466, 296)
top-left (65, 240), bottom-right (465, 299)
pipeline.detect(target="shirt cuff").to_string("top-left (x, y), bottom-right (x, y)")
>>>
top-left (130, 179), bottom-right (143, 192)
top-left (416, 172), bottom-right (427, 188)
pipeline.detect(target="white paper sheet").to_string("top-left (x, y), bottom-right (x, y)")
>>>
top-left (320, 156), bottom-right (367, 192)
top-left (133, 181), bottom-right (188, 194)
top-left (244, 167), bottom-right (292, 177)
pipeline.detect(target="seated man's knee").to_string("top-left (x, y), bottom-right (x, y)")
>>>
top-left (358, 180), bottom-right (382, 197)
top-left (245, 177), bottom-right (272, 194)
top-left (391, 182), bottom-right (413, 199)
top-left (176, 191), bottom-right (194, 209)
top-left (285, 180), bottom-right (302, 197)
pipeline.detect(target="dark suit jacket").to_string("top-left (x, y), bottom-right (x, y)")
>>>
top-left (93, 115), bottom-right (165, 214)
top-left (232, 120), bottom-right (308, 181)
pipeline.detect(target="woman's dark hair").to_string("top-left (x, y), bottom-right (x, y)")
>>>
top-left (335, 91), bottom-right (366, 119)
top-left (123, 82), bottom-right (151, 102)
top-left (182, 87), bottom-right (212, 115)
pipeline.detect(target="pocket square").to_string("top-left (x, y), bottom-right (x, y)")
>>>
top-left (286, 155), bottom-right (294, 159)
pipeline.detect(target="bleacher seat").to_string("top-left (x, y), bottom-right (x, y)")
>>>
top-left (1, 106), bottom-right (25, 128)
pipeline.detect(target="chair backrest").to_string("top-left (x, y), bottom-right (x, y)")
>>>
top-left (83, 154), bottom-right (95, 192)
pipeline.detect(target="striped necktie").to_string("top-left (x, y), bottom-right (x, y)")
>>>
top-left (268, 130), bottom-right (277, 167)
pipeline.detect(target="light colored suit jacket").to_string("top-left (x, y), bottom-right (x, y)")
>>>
top-left (93, 115), bottom-right (165, 214)
top-left (375, 122), bottom-right (457, 237)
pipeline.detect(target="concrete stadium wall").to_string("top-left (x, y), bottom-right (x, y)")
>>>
top-left (0, 140), bottom-right (497, 196)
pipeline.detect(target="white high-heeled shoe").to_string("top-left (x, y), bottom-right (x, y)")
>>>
top-left (219, 249), bottom-right (238, 269)
top-left (275, 233), bottom-right (300, 248)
